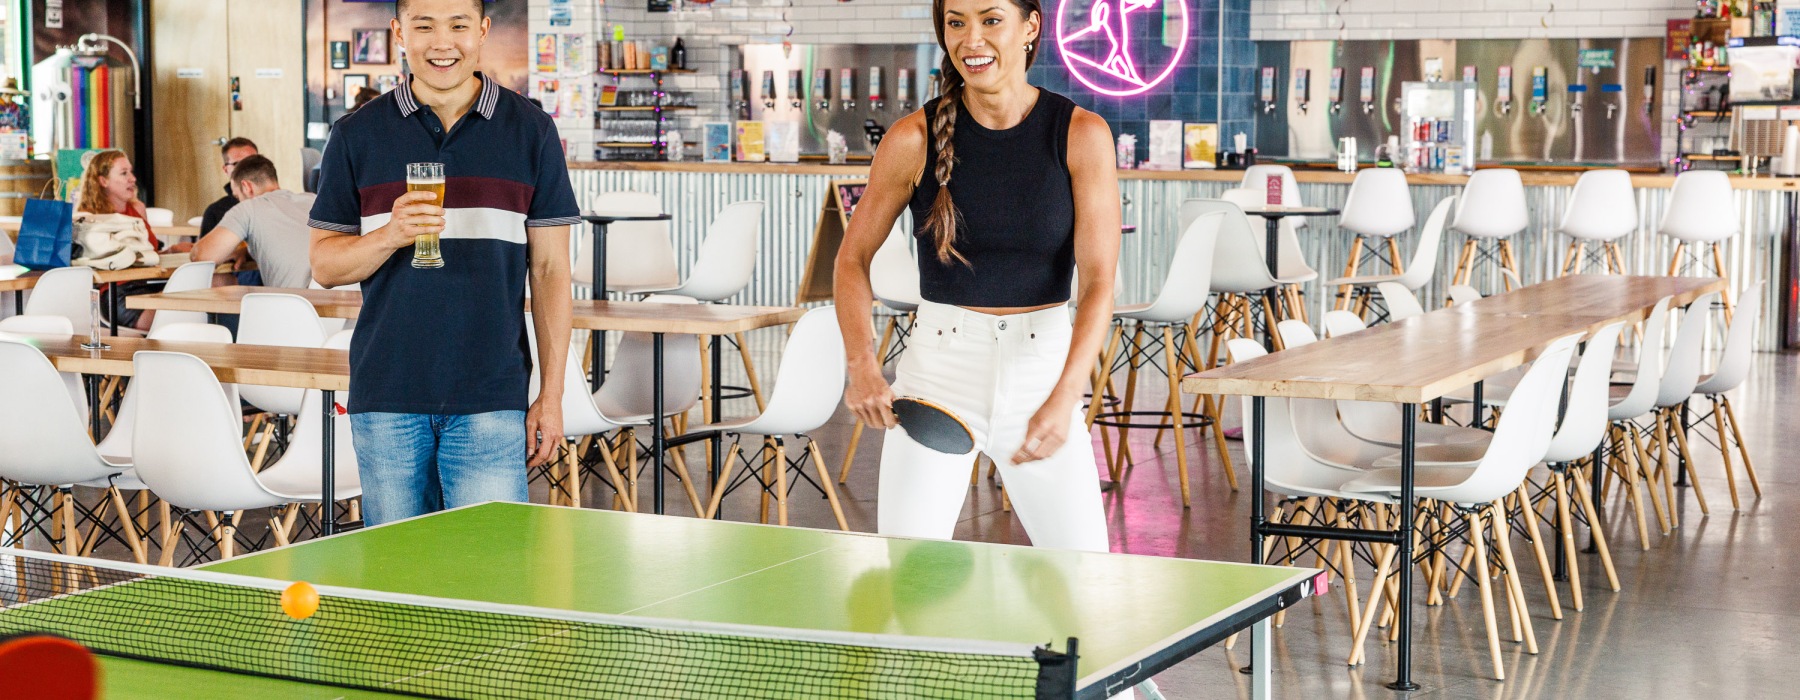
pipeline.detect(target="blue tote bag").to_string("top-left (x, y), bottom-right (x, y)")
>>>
top-left (15, 198), bottom-right (75, 270)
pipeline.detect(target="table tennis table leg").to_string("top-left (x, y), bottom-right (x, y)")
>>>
top-left (1388, 404), bottom-right (1420, 691)
top-left (322, 389), bottom-right (337, 537)
top-left (1251, 618), bottom-right (1272, 700)
top-left (652, 332), bottom-right (665, 515)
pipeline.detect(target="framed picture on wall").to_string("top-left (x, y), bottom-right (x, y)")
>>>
top-left (343, 74), bottom-right (370, 110)
top-left (329, 41), bottom-right (350, 70)
top-left (353, 28), bottom-right (390, 65)
top-left (376, 74), bottom-right (402, 94)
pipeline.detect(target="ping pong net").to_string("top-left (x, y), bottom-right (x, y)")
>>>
top-left (0, 548), bottom-right (1081, 698)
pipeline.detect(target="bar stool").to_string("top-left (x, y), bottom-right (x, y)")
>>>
top-left (1660, 171), bottom-right (1739, 319)
top-left (1220, 188), bottom-right (1318, 322)
top-left (1323, 195), bottom-right (1454, 322)
top-left (1557, 169), bottom-right (1637, 275)
top-left (1334, 168), bottom-right (1414, 309)
top-left (1448, 169), bottom-right (1529, 293)
top-left (1089, 211), bottom-right (1233, 506)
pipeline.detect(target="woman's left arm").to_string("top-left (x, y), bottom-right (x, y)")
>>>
top-left (1013, 108), bottom-right (1120, 464)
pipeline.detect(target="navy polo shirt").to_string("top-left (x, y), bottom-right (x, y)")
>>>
top-left (309, 73), bottom-right (581, 415)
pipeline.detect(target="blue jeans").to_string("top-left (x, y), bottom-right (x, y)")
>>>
top-left (350, 411), bottom-right (528, 526)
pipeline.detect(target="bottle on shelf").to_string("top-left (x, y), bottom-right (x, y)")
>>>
top-left (672, 37), bottom-right (687, 71)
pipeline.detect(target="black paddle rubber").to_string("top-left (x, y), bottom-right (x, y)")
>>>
top-left (892, 396), bottom-right (975, 455)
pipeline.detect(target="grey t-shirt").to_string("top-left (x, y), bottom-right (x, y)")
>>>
top-left (215, 189), bottom-right (318, 290)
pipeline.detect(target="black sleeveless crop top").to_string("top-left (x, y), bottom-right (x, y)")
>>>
top-left (909, 88), bottom-right (1077, 307)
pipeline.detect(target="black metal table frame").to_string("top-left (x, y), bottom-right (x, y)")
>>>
top-left (1239, 207), bottom-right (1340, 351)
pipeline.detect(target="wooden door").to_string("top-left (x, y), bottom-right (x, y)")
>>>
top-left (227, 0), bottom-right (305, 195)
top-left (149, 0), bottom-right (231, 222)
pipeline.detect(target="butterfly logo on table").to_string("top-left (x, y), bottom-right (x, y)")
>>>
top-left (1055, 0), bottom-right (1190, 97)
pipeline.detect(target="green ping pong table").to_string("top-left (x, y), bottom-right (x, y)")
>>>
top-left (2, 502), bottom-right (1321, 699)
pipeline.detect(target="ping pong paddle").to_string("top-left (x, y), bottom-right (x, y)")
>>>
top-left (891, 396), bottom-right (974, 455)
top-left (0, 634), bottom-right (98, 700)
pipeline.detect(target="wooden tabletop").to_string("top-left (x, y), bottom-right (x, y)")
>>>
top-left (0, 254), bottom-right (244, 292)
top-left (10, 333), bottom-right (348, 390)
top-left (1182, 275), bottom-right (1726, 403)
top-left (128, 286), bottom-right (807, 335)
top-left (0, 220), bottom-right (200, 240)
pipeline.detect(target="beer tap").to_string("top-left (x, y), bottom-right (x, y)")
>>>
top-left (760, 70), bottom-right (776, 111)
top-left (1358, 66), bottom-right (1376, 115)
top-left (1568, 83), bottom-right (1586, 118)
top-left (1328, 67), bottom-right (1344, 115)
top-left (1602, 83), bottom-right (1623, 120)
top-left (867, 67), bottom-right (884, 111)
top-left (896, 68), bottom-right (911, 111)
top-left (788, 70), bottom-right (803, 111)
top-left (1642, 66), bottom-right (1657, 116)
top-left (840, 68), bottom-right (857, 111)
top-left (1496, 66), bottom-right (1513, 116)
top-left (731, 70), bottom-right (751, 119)
top-left (1259, 67), bottom-right (1277, 114)
top-left (1294, 68), bottom-right (1310, 115)
top-left (813, 69), bottom-right (831, 111)
top-left (1528, 66), bottom-right (1548, 116)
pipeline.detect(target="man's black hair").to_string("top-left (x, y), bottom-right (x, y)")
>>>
top-left (396, 0), bottom-right (485, 19)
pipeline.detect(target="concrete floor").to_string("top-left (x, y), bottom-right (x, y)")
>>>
top-left (40, 329), bottom-right (1799, 698)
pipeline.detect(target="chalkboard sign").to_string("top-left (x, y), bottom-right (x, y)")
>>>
top-left (797, 178), bottom-right (869, 303)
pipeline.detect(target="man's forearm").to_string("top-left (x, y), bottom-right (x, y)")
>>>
top-left (311, 229), bottom-right (394, 287)
top-left (529, 268), bottom-right (573, 400)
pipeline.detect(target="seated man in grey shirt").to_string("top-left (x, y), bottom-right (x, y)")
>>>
top-left (191, 155), bottom-right (318, 289)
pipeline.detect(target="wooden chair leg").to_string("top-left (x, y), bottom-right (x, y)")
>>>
top-left (1571, 465), bottom-right (1621, 591)
top-left (1721, 396), bottom-right (1761, 496)
top-left (1561, 241), bottom-right (1582, 276)
top-left (1709, 243), bottom-right (1735, 324)
top-left (733, 332), bottom-right (768, 412)
top-left (1552, 469), bottom-right (1586, 610)
top-left (1666, 241), bottom-right (1686, 276)
top-left (1452, 239), bottom-right (1477, 286)
top-left (157, 515), bottom-right (183, 567)
top-left (702, 442), bottom-right (744, 519)
top-left (1513, 485), bottom-right (1562, 620)
top-left (1490, 503), bottom-right (1537, 654)
top-left (699, 336), bottom-right (714, 425)
top-left (1160, 326), bottom-right (1191, 507)
top-left (1498, 240), bottom-right (1521, 290)
top-left (1336, 237), bottom-right (1365, 310)
top-left (1605, 242), bottom-right (1626, 274)
top-left (773, 439), bottom-right (791, 526)
top-left (1385, 236), bottom-right (1405, 276)
top-left (1469, 509), bottom-right (1506, 680)
top-left (1666, 408), bottom-right (1709, 514)
top-left (805, 440), bottom-right (849, 530)
top-left (1629, 423), bottom-right (1671, 534)
top-left (1709, 397), bottom-right (1740, 511)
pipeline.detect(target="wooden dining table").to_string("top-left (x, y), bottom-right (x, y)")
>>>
top-left (16, 333), bottom-right (356, 537)
top-left (128, 287), bottom-right (807, 516)
top-left (1180, 274), bottom-right (1725, 690)
top-left (0, 254), bottom-right (250, 324)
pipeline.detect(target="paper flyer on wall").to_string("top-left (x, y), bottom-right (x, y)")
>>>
top-left (534, 34), bottom-right (558, 73)
top-left (560, 82), bottom-right (587, 121)
top-left (1183, 123), bottom-right (1218, 169)
top-left (1147, 120), bottom-right (1182, 170)
top-left (704, 122), bottom-right (732, 162)
top-left (735, 121), bottom-right (766, 162)
top-left (534, 78), bottom-right (560, 117)
top-left (764, 120), bottom-right (800, 162)
top-left (560, 34), bottom-right (587, 75)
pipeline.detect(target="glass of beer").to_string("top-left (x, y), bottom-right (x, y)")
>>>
top-left (407, 162), bottom-right (446, 269)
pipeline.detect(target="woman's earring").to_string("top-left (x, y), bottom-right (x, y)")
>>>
top-left (1024, 43), bottom-right (1034, 52)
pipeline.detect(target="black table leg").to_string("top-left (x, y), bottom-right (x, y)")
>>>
top-left (1263, 217), bottom-right (1281, 351)
top-left (590, 221), bottom-right (609, 388)
top-left (652, 332), bottom-right (665, 515)
top-left (1552, 463), bottom-right (1569, 581)
top-left (12, 290), bottom-right (20, 316)
top-left (1585, 444), bottom-right (1604, 554)
top-left (1389, 403), bottom-right (1420, 691)
top-left (85, 375), bottom-right (102, 441)
top-left (1674, 402), bottom-right (1690, 485)
top-left (322, 389), bottom-right (337, 537)
top-left (711, 336), bottom-right (724, 520)
top-left (1242, 396), bottom-right (1267, 677)
top-left (1471, 380), bottom-right (1485, 429)
top-left (107, 284), bottom-right (119, 335)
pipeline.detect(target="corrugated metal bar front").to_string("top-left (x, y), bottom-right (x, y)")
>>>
top-left (569, 168), bottom-right (1787, 350)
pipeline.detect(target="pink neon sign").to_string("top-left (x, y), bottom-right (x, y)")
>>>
top-left (1055, 0), bottom-right (1191, 97)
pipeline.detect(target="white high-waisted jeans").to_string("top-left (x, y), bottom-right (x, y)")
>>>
top-left (877, 301), bottom-right (1111, 553)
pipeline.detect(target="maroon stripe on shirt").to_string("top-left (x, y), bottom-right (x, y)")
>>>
top-left (356, 176), bottom-right (534, 217)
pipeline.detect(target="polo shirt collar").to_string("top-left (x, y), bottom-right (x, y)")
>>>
top-left (396, 71), bottom-right (499, 120)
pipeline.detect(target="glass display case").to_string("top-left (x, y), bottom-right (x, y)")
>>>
top-left (1399, 80), bottom-right (1477, 174)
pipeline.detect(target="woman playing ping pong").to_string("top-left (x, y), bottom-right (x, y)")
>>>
top-left (835, 0), bottom-right (1120, 552)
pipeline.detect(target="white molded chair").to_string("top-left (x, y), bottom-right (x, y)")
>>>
top-left (1274, 318), bottom-right (1488, 452)
top-left (1343, 333), bottom-right (1582, 680)
top-left (1449, 169), bottom-right (1530, 293)
top-left (130, 350), bottom-right (319, 564)
top-left (23, 266), bottom-right (94, 332)
top-left (1690, 280), bottom-right (1763, 510)
top-left (1447, 284), bottom-right (1483, 306)
top-left (634, 200), bottom-right (771, 414)
top-left (1334, 168), bottom-right (1414, 305)
top-left (145, 207), bottom-right (176, 228)
top-left (1375, 282), bottom-right (1425, 321)
top-left (186, 216), bottom-right (203, 227)
top-left (574, 191), bottom-right (678, 296)
top-left (525, 320), bottom-right (640, 510)
top-left (97, 323), bottom-right (237, 466)
top-left (1218, 188), bottom-right (1320, 321)
top-left (0, 314), bottom-right (88, 425)
top-left (237, 293), bottom-right (329, 470)
top-left (1660, 171), bottom-right (1739, 315)
top-left (698, 307), bottom-right (849, 529)
top-left (1241, 165), bottom-right (1305, 214)
top-left (1092, 210), bottom-right (1234, 504)
top-left (1558, 169), bottom-right (1637, 275)
top-left (1325, 196), bottom-right (1453, 320)
top-left (0, 338), bottom-right (150, 563)
top-left (147, 261), bottom-right (221, 333)
top-left (1190, 198), bottom-right (1288, 341)
top-left (592, 294), bottom-right (707, 515)
top-left (1605, 296), bottom-right (1672, 540)
top-left (1648, 292), bottom-right (1722, 516)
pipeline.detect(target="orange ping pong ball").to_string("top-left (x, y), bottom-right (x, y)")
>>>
top-left (281, 581), bottom-right (320, 620)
